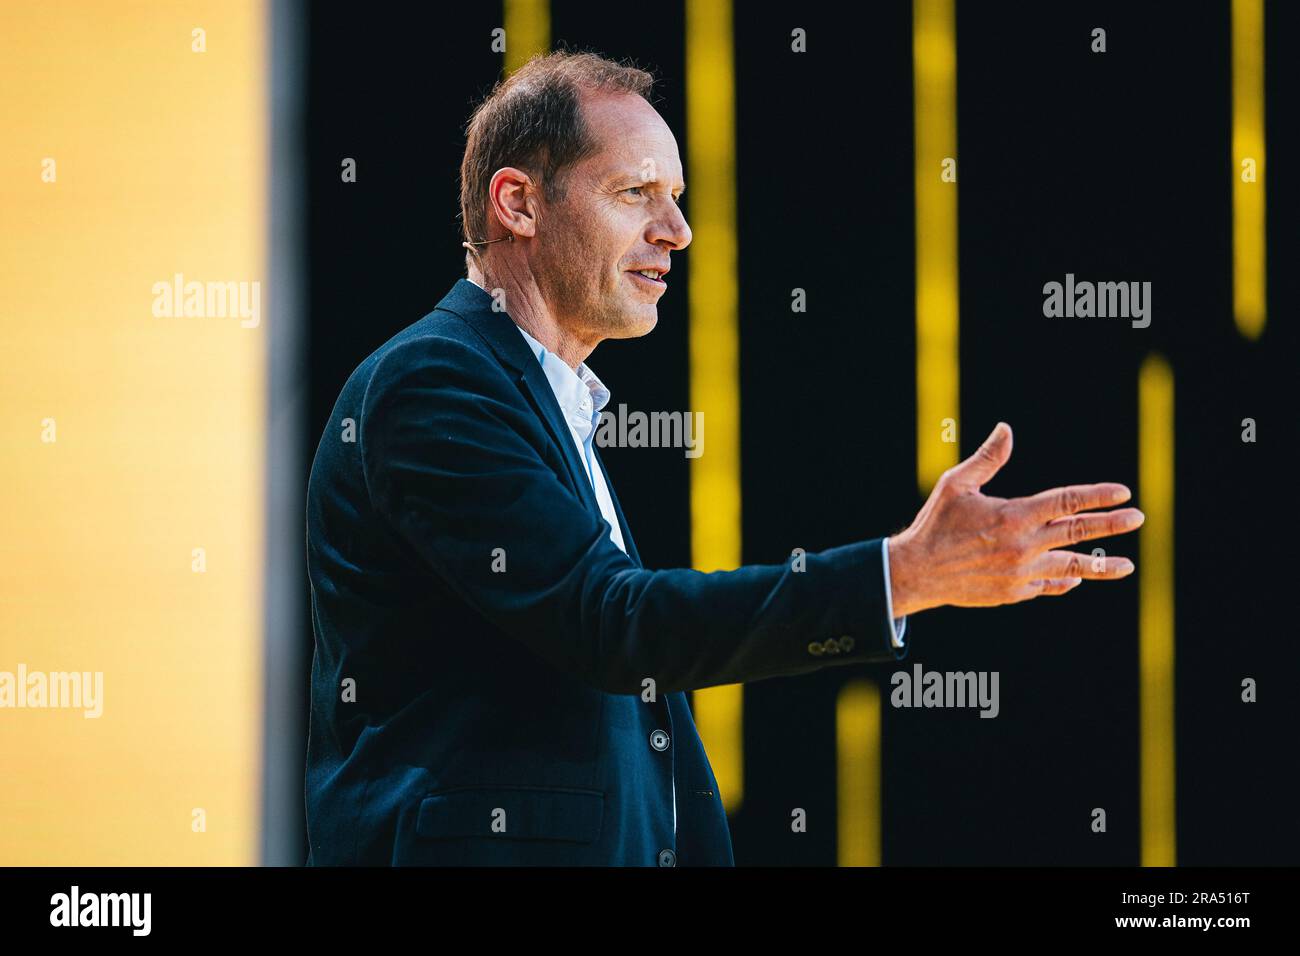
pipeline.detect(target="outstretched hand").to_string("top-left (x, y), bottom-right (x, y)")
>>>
top-left (887, 422), bottom-right (1144, 618)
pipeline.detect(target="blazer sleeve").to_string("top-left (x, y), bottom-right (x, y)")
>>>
top-left (360, 335), bottom-right (907, 696)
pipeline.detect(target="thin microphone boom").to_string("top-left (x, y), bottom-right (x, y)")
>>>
top-left (462, 234), bottom-right (514, 252)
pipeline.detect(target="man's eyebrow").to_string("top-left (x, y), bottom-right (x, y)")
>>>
top-left (606, 169), bottom-right (686, 193)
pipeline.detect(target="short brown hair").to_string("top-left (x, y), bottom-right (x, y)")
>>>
top-left (458, 51), bottom-right (655, 246)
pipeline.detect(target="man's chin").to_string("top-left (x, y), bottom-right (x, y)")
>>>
top-left (605, 308), bottom-right (658, 339)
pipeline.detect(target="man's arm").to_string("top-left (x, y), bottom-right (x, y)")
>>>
top-left (360, 335), bottom-right (902, 697)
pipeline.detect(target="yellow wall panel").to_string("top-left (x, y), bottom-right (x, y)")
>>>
top-left (0, 1), bottom-right (267, 865)
top-left (686, 0), bottom-right (744, 814)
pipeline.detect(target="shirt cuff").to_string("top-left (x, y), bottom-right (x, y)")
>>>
top-left (881, 538), bottom-right (907, 649)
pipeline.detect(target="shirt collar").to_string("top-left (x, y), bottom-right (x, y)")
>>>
top-left (514, 322), bottom-right (611, 428)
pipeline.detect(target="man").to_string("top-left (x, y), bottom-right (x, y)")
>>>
top-left (304, 52), bottom-right (1143, 866)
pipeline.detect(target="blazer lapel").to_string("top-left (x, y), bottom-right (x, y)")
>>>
top-left (437, 280), bottom-right (602, 519)
top-left (592, 448), bottom-right (643, 568)
top-left (517, 364), bottom-right (604, 519)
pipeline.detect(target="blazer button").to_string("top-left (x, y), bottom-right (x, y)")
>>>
top-left (807, 642), bottom-right (825, 657)
top-left (658, 848), bottom-right (677, 867)
top-left (824, 639), bottom-right (842, 655)
top-left (839, 636), bottom-right (855, 652)
top-left (650, 729), bottom-right (670, 751)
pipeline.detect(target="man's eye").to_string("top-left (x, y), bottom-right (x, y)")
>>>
top-left (624, 186), bottom-right (644, 197)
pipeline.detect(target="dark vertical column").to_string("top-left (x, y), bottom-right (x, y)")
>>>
top-left (262, 0), bottom-right (309, 867)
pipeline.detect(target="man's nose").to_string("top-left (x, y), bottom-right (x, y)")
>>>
top-left (649, 203), bottom-right (692, 251)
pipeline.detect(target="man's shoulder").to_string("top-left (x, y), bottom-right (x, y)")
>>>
top-left (364, 309), bottom-right (480, 374)
top-left (342, 291), bottom-right (508, 408)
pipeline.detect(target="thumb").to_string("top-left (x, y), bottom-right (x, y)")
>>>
top-left (952, 422), bottom-right (1013, 489)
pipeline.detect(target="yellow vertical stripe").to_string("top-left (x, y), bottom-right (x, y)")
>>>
top-left (1138, 354), bottom-right (1176, 866)
top-left (1231, 0), bottom-right (1266, 340)
top-left (837, 681), bottom-right (882, 867)
top-left (504, 0), bottom-right (550, 74)
top-left (0, 2), bottom-right (266, 863)
top-left (686, 0), bottom-right (743, 813)
top-left (913, 0), bottom-right (960, 494)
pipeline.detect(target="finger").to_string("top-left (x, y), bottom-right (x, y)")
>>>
top-left (947, 422), bottom-right (1013, 490)
top-left (1029, 550), bottom-right (1135, 581)
top-left (1021, 577), bottom-right (1083, 600)
top-left (1033, 507), bottom-right (1145, 549)
top-left (1017, 482), bottom-right (1131, 524)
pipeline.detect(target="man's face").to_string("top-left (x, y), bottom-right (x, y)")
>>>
top-left (530, 91), bottom-right (691, 342)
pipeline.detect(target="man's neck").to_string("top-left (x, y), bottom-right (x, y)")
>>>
top-left (466, 263), bottom-right (595, 371)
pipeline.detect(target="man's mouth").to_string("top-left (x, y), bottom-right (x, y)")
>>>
top-left (626, 267), bottom-right (668, 290)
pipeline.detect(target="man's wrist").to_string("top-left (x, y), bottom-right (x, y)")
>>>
top-left (887, 532), bottom-right (931, 619)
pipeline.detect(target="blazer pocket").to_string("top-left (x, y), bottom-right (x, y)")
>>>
top-left (416, 785), bottom-right (604, 844)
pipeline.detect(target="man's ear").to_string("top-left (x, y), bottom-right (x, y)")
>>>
top-left (487, 166), bottom-right (539, 239)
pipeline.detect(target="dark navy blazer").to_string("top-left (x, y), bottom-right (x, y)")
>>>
top-left (304, 279), bottom-right (908, 866)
